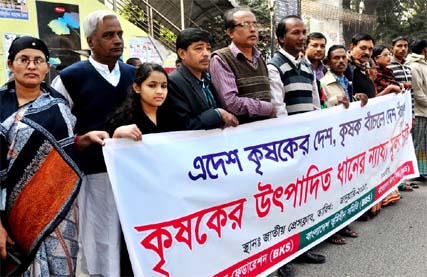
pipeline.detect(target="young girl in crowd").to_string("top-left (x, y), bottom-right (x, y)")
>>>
top-left (106, 63), bottom-right (169, 139)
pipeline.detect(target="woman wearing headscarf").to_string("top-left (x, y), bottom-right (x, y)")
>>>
top-left (0, 36), bottom-right (81, 276)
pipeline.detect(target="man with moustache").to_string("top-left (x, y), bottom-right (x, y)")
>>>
top-left (164, 28), bottom-right (239, 130)
top-left (210, 7), bottom-right (276, 124)
top-left (345, 33), bottom-right (376, 99)
top-left (321, 45), bottom-right (352, 108)
top-left (320, 45), bottom-right (368, 108)
top-left (51, 10), bottom-right (136, 277)
top-left (345, 34), bottom-right (382, 219)
top-left (267, 15), bottom-right (325, 277)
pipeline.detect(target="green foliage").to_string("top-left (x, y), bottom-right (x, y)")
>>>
top-left (201, 14), bottom-right (229, 50)
top-left (406, 0), bottom-right (427, 40)
top-left (118, 1), bottom-right (145, 27)
top-left (199, 0), bottom-right (273, 59)
top-left (374, 0), bottom-right (404, 44)
top-left (117, 0), bottom-right (176, 48)
top-left (374, 0), bottom-right (427, 45)
top-left (160, 27), bottom-right (177, 42)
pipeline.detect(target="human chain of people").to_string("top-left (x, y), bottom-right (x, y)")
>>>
top-left (187, 104), bottom-right (409, 183)
top-left (101, 91), bottom-right (416, 277)
top-left (1, 3), bottom-right (426, 277)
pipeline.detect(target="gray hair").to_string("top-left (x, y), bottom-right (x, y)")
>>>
top-left (83, 10), bottom-right (117, 39)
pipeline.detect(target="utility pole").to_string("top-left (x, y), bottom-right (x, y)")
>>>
top-left (180, 0), bottom-right (185, 30)
top-left (268, 0), bottom-right (276, 57)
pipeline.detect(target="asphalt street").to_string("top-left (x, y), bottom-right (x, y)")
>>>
top-left (270, 181), bottom-right (427, 277)
top-left (78, 183), bottom-right (427, 277)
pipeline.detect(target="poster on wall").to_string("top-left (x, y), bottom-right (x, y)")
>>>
top-left (0, 0), bottom-right (29, 20)
top-left (36, 1), bottom-right (81, 82)
top-left (3, 33), bottom-right (30, 80)
top-left (129, 37), bottom-right (163, 65)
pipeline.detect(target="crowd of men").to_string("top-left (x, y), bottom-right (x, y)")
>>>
top-left (8, 6), bottom-right (424, 277)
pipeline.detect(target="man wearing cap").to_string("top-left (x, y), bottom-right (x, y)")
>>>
top-left (51, 11), bottom-right (136, 277)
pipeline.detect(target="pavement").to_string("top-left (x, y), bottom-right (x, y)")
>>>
top-left (269, 181), bottom-right (427, 277)
top-left (77, 182), bottom-right (427, 277)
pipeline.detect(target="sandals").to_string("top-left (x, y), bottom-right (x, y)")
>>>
top-left (356, 213), bottom-right (370, 221)
top-left (398, 183), bottom-right (413, 191)
top-left (328, 234), bottom-right (346, 245)
top-left (409, 183), bottom-right (419, 189)
top-left (339, 227), bottom-right (358, 238)
top-left (412, 176), bottom-right (427, 182)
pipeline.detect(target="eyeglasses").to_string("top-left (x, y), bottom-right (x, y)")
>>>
top-left (234, 22), bottom-right (261, 29)
top-left (377, 53), bottom-right (392, 58)
top-left (14, 57), bottom-right (47, 67)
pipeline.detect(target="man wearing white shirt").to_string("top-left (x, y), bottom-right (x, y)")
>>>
top-left (268, 15), bottom-right (320, 117)
top-left (51, 10), bottom-right (136, 277)
top-left (266, 14), bottom-right (325, 277)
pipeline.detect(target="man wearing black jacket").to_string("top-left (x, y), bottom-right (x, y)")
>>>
top-left (164, 28), bottom-right (238, 130)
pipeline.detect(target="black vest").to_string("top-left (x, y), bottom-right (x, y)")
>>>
top-left (212, 47), bottom-right (271, 123)
top-left (60, 61), bottom-right (136, 173)
top-left (268, 51), bottom-right (315, 115)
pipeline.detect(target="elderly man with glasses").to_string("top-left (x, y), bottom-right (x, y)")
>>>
top-left (209, 7), bottom-right (276, 124)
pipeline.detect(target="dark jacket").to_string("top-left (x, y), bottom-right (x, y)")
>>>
top-left (164, 65), bottom-right (223, 130)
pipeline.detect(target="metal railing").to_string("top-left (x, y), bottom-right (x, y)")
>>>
top-left (103, 0), bottom-right (180, 51)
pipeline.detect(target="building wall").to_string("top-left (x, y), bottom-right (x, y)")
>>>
top-left (303, 0), bottom-right (344, 49)
top-left (0, 0), bottom-right (148, 85)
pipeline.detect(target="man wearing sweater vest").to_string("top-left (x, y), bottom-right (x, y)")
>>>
top-left (210, 7), bottom-right (276, 124)
top-left (51, 10), bottom-right (136, 277)
top-left (268, 15), bottom-right (321, 117)
top-left (267, 15), bottom-right (325, 277)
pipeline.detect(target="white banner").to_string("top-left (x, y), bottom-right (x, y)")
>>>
top-left (104, 92), bottom-right (418, 277)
